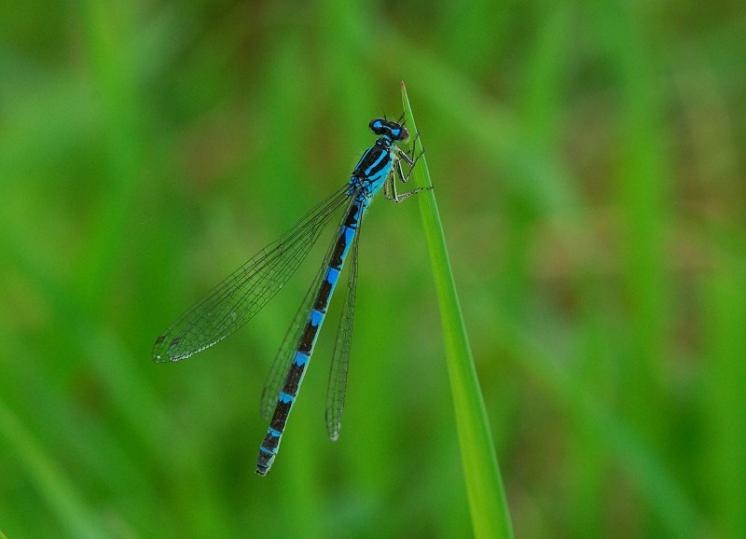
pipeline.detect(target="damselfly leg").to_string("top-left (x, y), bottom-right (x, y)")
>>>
top-left (384, 134), bottom-right (429, 203)
top-left (386, 164), bottom-right (429, 203)
top-left (398, 131), bottom-right (425, 181)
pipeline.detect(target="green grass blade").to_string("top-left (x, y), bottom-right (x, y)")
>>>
top-left (401, 82), bottom-right (514, 539)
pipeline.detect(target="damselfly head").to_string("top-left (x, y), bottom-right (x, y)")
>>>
top-left (369, 118), bottom-right (409, 142)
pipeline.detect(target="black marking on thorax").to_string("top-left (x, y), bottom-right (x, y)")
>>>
top-left (354, 146), bottom-right (391, 180)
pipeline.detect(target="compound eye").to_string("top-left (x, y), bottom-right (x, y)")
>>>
top-left (369, 119), bottom-right (383, 133)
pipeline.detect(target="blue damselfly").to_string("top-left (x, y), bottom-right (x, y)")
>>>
top-left (153, 117), bottom-right (426, 475)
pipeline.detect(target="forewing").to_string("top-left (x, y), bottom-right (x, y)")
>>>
top-left (153, 185), bottom-right (349, 362)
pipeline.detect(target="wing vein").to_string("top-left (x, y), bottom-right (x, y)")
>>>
top-left (153, 185), bottom-right (350, 362)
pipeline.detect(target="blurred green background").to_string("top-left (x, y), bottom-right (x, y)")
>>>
top-left (1, 1), bottom-right (744, 538)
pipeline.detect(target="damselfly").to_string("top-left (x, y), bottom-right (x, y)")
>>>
top-left (153, 116), bottom-right (426, 475)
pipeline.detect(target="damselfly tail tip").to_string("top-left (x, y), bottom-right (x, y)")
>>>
top-left (256, 457), bottom-right (273, 476)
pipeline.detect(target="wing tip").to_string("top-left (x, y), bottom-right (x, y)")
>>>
top-left (152, 334), bottom-right (181, 363)
top-left (152, 334), bottom-right (166, 362)
top-left (327, 421), bottom-right (341, 442)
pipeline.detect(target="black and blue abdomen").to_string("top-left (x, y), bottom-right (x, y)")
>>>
top-left (256, 196), bottom-right (367, 475)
